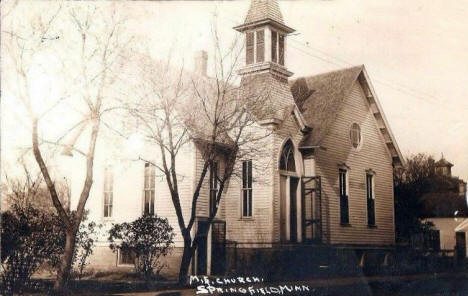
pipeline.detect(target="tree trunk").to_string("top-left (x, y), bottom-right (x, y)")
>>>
top-left (54, 229), bottom-right (77, 294)
top-left (178, 238), bottom-right (193, 285)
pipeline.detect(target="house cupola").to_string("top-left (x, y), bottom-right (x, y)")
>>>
top-left (435, 154), bottom-right (453, 177)
top-left (234, 0), bottom-right (295, 79)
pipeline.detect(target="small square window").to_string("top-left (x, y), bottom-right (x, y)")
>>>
top-left (118, 249), bottom-right (135, 265)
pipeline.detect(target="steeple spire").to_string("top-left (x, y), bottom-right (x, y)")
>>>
top-left (235, 0), bottom-right (293, 33)
top-left (234, 0), bottom-right (295, 80)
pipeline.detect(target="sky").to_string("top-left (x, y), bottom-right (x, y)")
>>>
top-left (2, 0), bottom-right (468, 181)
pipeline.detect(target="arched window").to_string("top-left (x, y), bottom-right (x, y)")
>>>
top-left (279, 140), bottom-right (296, 171)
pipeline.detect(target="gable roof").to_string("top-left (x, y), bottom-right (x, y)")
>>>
top-left (291, 66), bottom-right (363, 148)
top-left (290, 65), bottom-right (405, 167)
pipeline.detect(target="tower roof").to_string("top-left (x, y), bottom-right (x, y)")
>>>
top-left (234, 0), bottom-right (294, 33)
top-left (435, 156), bottom-right (453, 167)
top-left (245, 0), bottom-right (284, 25)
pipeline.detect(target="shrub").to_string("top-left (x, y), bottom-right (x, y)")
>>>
top-left (1, 204), bottom-right (63, 295)
top-left (73, 218), bottom-right (102, 280)
top-left (108, 214), bottom-right (174, 281)
top-left (1, 205), bottom-right (101, 295)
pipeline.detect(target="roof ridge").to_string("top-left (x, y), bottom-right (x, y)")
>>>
top-left (299, 65), bottom-right (363, 80)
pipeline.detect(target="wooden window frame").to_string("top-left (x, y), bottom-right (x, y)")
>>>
top-left (256, 30), bottom-right (265, 63)
top-left (279, 34), bottom-right (285, 66)
top-left (271, 30), bottom-right (278, 63)
top-left (350, 123), bottom-right (362, 150)
top-left (241, 160), bottom-right (253, 217)
top-left (210, 162), bottom-right (219, 217)
top-left (143, 162), bottom-right (156, 216)
top-left (103, 166), bottom-right (113, 219)
top-left (246, 31), bottom-right (255, 65)
top-left (279, 140), bottom-right (296, 172)
top-left (339, 169), bottom-right (349, 225)
top-left (366, 173), bottom-right (376, 226)
top-left (118, 249), bottom-right (136, 266)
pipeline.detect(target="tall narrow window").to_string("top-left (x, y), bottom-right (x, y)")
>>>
top-left (271, 31), bottom-right (278, 63)
top-left (242, 160), bottom-right (253, 217)
top-left (143, 162), bottom-right (155, 215)
top-left (246, 32), bottom-right (254, 65)
top-left (366, 173), bottom-right (375, 226)
top-left (210, 162), bottom-right (218, 217)
top-left (103, 167), bottom-right (113, 218)
top-left (279, 34), bottom-right (285, 66)
top-left (339, 169), bottom-right (349, 224)
top-left (256, 30), bottom-right (265, 63)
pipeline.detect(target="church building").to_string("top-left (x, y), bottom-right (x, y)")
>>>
top-left (78, 0), bottom-right (404, 277)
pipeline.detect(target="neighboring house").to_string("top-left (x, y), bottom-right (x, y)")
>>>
top-left (434, 156), bottom-right (467, 198)
top-left (422, 218), bottom-right (468, 259)
top-left (69, 0), bottom-right (405, 277)
top-left (424, 156), bottom-right (468, 259)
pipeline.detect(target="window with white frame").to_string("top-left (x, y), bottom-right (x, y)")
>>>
top-left (366, 173), bottom-right (376, 226)
top-left (246, 29), bottom-right (265, 65)
top-left (271, 30), bottom-right (285, 66)
top-left (256, 30), bottom-right (265, 63)
top-left (246, 31), bottom-right (255, 65)
top-left (279, 140), bottom-right (295, 172)
top-left (242, 160), bottom-right (253, 217)
top-left (339, 169), bottom-right (349, 224)
top-left (209, 162), bottom-right (218, 217)
top-left (278, 34), bottom-right (285, 66)
top-left (103, 166), bottom-right (113, 218)
top-left (143, 162), bottom-right (155, 215)
top-left (271, 30), bottom-right (277, 63)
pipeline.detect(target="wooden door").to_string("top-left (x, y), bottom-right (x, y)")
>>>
top-left (455, 232), bottom-right (466, 263)
top-left (290, 177), bottom-right (299, 243)
top-left (280, 175), bottom-right (287, 242)
top-left (211, 221), bottom-right (226, 275)
top-left (196, 221), bottom-right (209, 275)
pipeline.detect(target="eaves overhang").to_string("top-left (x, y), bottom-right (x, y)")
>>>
top-left (233, 18), bottom-right (295, 34)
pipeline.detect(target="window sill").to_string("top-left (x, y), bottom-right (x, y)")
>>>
top-left (117, 263), bottom-right (135, 267)
top-left (239, 217), bottom-right (254, 221)
top-left (368, 224), bottom-right (377, 229)
top-left (102, 217), bottom-right (114, 223)
top-left (340, 223), bottom-right (352, 227)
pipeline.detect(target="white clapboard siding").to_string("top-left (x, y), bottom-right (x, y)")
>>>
top-left (315, 81), bottom-right (395, 245)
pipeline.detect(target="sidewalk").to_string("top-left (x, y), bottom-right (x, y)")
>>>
top-left (115, 271), bottom-right (468, 296)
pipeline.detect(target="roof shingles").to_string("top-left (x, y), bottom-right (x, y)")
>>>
top-left (290, 66), bottom-right (363, 147)
top-left (244, 0), bottom-right (284, 25)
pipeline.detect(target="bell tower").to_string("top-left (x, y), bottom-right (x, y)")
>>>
top-left (234, 0), bottom-right (295, 80)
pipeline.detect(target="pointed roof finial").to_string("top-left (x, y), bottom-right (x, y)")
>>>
top-left (234, 0), bottom-right (294, 33)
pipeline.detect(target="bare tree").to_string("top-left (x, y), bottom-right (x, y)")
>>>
top-left (122, 24), bottom-right (275, 283)
top-left (3, 160), bottom-right (70, 213)
top-left (2, 2), bottom-right (131, 292)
